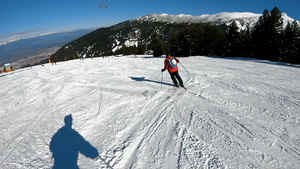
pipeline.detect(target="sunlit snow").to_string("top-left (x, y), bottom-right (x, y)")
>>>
top-left (0, 55), bottom-right (299, 168)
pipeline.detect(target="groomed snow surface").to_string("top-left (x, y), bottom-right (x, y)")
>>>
top-left (0, 55), bottom-right (299, 169)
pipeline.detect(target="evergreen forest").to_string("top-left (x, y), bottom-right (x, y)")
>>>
top-left (53, 7), bottom-right (300, 65)
top-left (119, 7), bottom-right (300, 64)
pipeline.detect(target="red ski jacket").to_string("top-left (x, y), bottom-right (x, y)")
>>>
top-left (162, 55), bottom-right (179, 73)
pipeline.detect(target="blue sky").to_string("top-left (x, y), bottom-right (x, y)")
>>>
top-left (1, 0), bottom-right (300, 42)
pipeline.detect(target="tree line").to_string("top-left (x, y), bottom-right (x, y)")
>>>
top-left (116, 7), bottom-right (300, 64)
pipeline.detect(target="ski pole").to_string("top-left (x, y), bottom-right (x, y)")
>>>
top-left (179, 62), bottom-right (191, 76)
top-left (161, 72), bottom-right (163, 89)
top-left (96, 156), bottom-right (113, 169)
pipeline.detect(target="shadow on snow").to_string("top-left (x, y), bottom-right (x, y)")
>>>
top-left (50, 114), bottom-right (99, 169)
top-left (130, 76), bottom-right (174, 87)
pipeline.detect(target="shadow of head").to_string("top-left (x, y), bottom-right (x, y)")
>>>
top-left (64, 114), bottom-right (73, 128)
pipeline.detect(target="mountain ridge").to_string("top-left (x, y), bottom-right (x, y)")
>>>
top-left (52, 11), bottom-right (300, 62)
top-left (135, 12), bottom-right (297, 30)
top-left (135, 12), bottom-right (261, 23)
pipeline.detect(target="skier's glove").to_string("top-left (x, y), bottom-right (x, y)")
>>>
top-left (161, 69), bottom-right (164, 72)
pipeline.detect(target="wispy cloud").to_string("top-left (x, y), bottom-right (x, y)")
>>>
top-left (0, 29), bottom-right (63, 45)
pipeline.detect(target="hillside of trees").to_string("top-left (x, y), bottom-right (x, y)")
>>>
top-left (118, 7), bottom-right (300, 64)
top-left (53, 7), bottom-right (300, 65)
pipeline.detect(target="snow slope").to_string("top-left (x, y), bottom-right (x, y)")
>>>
top-left (0, 55), bottom-right (299, 169)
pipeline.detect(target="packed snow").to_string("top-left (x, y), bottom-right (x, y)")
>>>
top-left (0, 55), bottom-right (299, 169)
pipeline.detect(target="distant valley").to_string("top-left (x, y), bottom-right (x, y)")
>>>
top-left (0, 29), bottom-right (93, 68)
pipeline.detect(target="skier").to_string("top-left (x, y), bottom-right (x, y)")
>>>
top-left (161, 53), bottom-right (184, 88)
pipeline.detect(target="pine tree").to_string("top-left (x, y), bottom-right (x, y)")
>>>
top-left (150, 33), bottom-right (165, 57)
top-left (225, 21), bottom-right (241, 57)
top-left (252, 9), bottom-right (270, 59)
top-left (177, 26), bottom-right (193, 57)
top-left (168, 33), bottom-right (180, 56)
top-left (202, 24), bottom-right (226, 56)
top-left (295, 22), bottom-right (300, 64)
top-left (168, 24), bottom-right (225, 57)
top-left (189, 24), bottom-right (205, 56)
top-left (282, 20), bottom-right (300, 63)
top-left (269, 7), bottom-right (284, 60)
top-left (240, 25), bottom-right (253, 58)
top-left (168, 25), bottom-right (192, 57)
top-left (270, 7), bottom-right (284, 34)
top-left (252, 7), bottom-right (284, 61)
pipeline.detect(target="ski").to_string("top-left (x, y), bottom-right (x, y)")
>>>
top-left (174, 85), bottom-right (187, 90)
top-left (181, 86), bottom-right (187, 90)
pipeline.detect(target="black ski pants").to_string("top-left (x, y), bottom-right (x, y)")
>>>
top-left (170, 71), bottom-right (183, 87)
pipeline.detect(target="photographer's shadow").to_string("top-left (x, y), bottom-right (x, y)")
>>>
top-left (50, 114), bottom-right (99, 169)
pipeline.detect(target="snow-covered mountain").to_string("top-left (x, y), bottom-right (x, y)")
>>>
top-left (0, 55), bottom-right (299, 168)
top-left (136, 12), bottom-right (261, 24)
top-left (136, 12), bottom-right (297, 30)
top-left (52, 11), bottom-right (300, 61)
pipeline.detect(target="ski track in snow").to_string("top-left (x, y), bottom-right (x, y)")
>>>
top-left (0, 55), bottom-right (299, 169)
